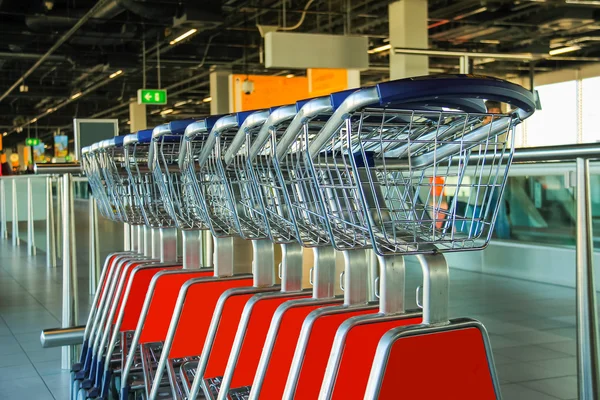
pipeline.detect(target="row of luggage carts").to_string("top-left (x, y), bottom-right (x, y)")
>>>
top-left (74, 74), bottom-right (536, 400)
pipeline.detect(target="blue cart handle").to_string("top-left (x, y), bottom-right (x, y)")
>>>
top-left (309, 75), bottom-right (536, 157)
top-left (377, 74), bottom-right (536, 117)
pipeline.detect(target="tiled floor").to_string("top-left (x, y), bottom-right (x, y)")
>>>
top-left (0, 206), bottom-right (581, 399)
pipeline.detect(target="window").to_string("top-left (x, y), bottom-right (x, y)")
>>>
top-left (524, 81), bottom-right (578, 147)
top-left (582, 76), bottom-right (600, 143)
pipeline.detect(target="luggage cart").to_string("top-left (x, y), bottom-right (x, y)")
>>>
top-left (74, 137), bottom-right (155, 400)
top-left (119, 120), bottom-right (219, 400)
top-left (76, 143), bottom-right (145, 400)
top-left (194, 106), bottom-right (320, 400)
top-left (144, 114), bottom-right (263, 400)
top-left (94, 130), bottom-right (194, 400)
top-left (151, 120), bottom-right (209, 269)
top-left (294, 75), bottom-right (536, 399)
top-left (245, 94), bottom-right (360, 400)
top-left (78, 132), bottom-right (183, 400)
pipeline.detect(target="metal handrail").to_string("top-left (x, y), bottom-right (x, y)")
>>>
top-left (490, 143), bottom-right (599, 399)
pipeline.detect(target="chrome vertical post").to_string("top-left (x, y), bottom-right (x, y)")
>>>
top-left (0, 179), bottom-right (7, 239)
top-left (123, 223), bottom-right (131, 251)
top-left (89, 196), bottom-right (100, 295)
top-left (55, 178), bottom-right (62, 257)
top-left (12, 179), bottom-right (19, 246)
top-left (575, 157), bottom-right (600, 399)
top-left (61, 173), bottom-right (78, 369)
top-left (27, 177), bottom-right (36, 256)
top-left (46, 176), bottom-right (56, 268)
top-left (181, 229), bottom-right (202, 269)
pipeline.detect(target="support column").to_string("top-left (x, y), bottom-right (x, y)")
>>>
top-left (129, 101), bottom-right (147, 132)
top-left (389, 0), bottom-right (429, 79)
top-left (346, 69), bottom-right (361, 90)
top-left (209, 67), bottom-right (231, 114)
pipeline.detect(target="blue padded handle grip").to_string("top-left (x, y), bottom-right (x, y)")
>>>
top-left (168, 119), bottom-right (196, 135)
top-left (206, 115), bottom-right (223, 132)
top-left (376, 74), bottom-right (536, 116)
top-left (136, 129), bottom-right (154, 143)
top-left (236, 110), bottom-right (256, 126)
top-left (330, 88), bottom-right (360, 110)
top-left (113, 135), bottom-right (126, 147)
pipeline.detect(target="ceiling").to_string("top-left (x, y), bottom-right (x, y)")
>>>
top-left (1, 0), bottom-right (600, 147)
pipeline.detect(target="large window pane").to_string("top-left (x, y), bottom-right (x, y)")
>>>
top-left (582, 76), bottom-right (600, 143)
top-left (525, 81), bottom-right (577, 147)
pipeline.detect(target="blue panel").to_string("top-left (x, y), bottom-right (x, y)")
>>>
top-left (113, 135), bottom-right (126, 147)
top-left (236, 110), bottom-right (256, 126)
top-left (206, 115), bottom-right (223, 131)
top-left (376, 75), bottom-right (536, 113)
top-left (330, 88), bottom-right (358, 110)
top-left (137, 129), bottom-right (154, 143)
top-left (168, 119), bottom-right (196, 135)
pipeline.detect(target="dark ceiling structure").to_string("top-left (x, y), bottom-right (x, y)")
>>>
top-left (1, 0), bottom-right (600, 148)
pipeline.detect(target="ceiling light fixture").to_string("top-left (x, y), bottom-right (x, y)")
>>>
top-left (170, 28), bottom-right (198, 45)
top-left (160, 108), bottom-right (174, 115)
top-left (454, 6), bottom-right (488, 20)
top-left (2, 132), bottom-right (7, 137)
top-left (480, 39), bottom-right (501, 44)
top-left (174, 100), bottom-right (188, 107)
top-left (549, 45), bottom-right (581, 55)
top-left (286, 74), bottom-right (295, 78)
top-left (566, 0), bottom-right (600, 5)
top-left (203, 96), bottom-right (212, 103)
top-left (368, 44), bottom-right (392, 54)
top-left (70, 92), bottom-right (82, 100)
top-left (31, 118), bottom-right (37, 123)
top-left (109, 70), bottom-right (123, 79)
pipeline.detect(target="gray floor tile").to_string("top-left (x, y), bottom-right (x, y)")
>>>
top-left (496, 361), bottom-right (568, 383)
top-left (501, 383), bottom-right (561, 400)
top-left (41, 371), bottom-right (71, 391)
top-left (0, 351), bottom-right (32, 368)
top-left (0, 364), bottom-right (39, 382)
top-left (33, 359), bottom-right (64, 376)
top-left (530, 356), bottom-right (577, 376)
top-left (538, 341), bottom-right (577, 356)
top-left (0, 376), bottom-right (54, 400)
top-left (25, 348), bottom-right (61, 363)
top-left (503, 330), bottom-right (573, 345)
top-left (522, 376), bottom-right (578, 400)
top-left (494, 344), bottom-right (573, 362)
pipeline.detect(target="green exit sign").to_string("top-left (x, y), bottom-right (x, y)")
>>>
top-left (137, 89), bottom-right (167, 105)
top-left (25, 138), bottom-right (40, 146)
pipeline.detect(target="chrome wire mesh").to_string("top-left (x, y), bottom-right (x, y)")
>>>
top-left (307, 107), bottom-right (518, 255)
top-left (153, 137), bottom-right (208, 230)
top-left (254, 114), bottom-right (333, 247)
top-left (225, 125), bottom-right (271, 240)
top-left (82, 151), bottom-right (117, 220)
top-left (97, 145), bottom-right (145, 225)
top-left (201, 128), bottom-right (242, 237)
top-left (181, 130), bottom-right (237, 238)
top-left (124, 142), bottom-right (177, 228)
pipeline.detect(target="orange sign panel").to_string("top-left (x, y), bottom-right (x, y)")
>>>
top-left (230, 74), bottom-right (309, 112)
top-left (308, 68), bottom-right (349, 97)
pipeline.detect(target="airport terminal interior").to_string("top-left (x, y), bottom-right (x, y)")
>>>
top-left (1, 0), bottom-right (600, 399)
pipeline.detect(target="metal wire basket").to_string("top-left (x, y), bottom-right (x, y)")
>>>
top-left (180, 116), bottom-right (239, 238)
top-left (82, 144), bottom-right (118, 221)
top-left (150, 120), bottom-right (209, 231)
top-left (221, 110), bottom-right (273, 240)
top-left (302, 75), bottom-right (536, 255)
top-left (96, 136), bottom-right (146, 225)
top-left (123, 130), bottom-right (177, 228)
top-left (245, 105), bottom-right (305, 245)
top-left (251, 95), bottom-right (354, 249)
